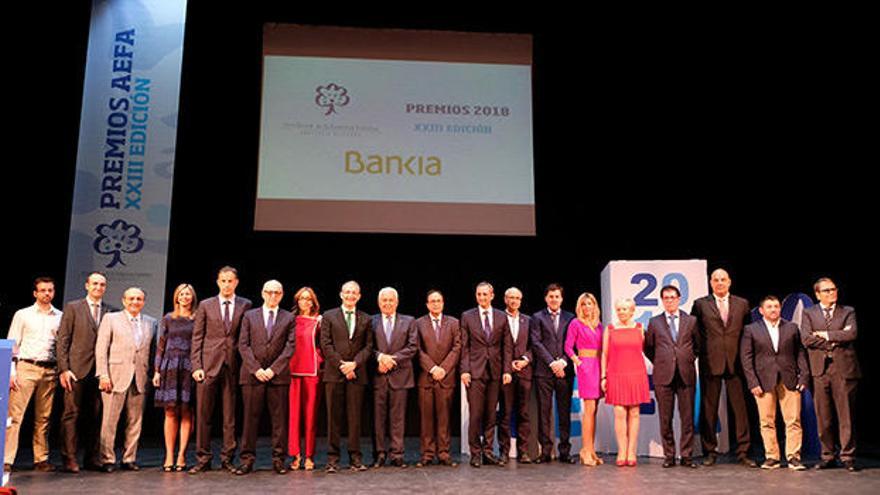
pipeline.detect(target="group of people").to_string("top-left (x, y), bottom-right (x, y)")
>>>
top-left (4, 267), bottom-right (860, 477)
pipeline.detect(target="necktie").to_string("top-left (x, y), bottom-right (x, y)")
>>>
top-left (551, 311), bottom-right (559, 333)
top-left (668, 314), bottom-right (678, 341)
top-left (223, 300), bottom-right (232, 330)
top-left (92, 302), bottom-right (100, 324)
top-left (266, 310), bottom-right (275, 339)
top-left (345, 311), bottom-right (354, 338)
top-left (132, 318), bottom-right (142, 347)
top-left (823, 307), bottom-right (833, 330)
top-left (482, 310), bottom-right (491, 339)
top-left (433, 318), bottom-right (441, 340)
top-left (718, 298), bottom-right (729, 325)
top-left (385, 316), bottom-right (393, 344)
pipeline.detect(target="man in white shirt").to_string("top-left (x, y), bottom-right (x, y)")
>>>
top-left (4, 277), bottom-right (62, 472)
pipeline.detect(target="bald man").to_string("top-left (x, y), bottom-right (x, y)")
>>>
top-left (691, 269), bottom-right (755, 467)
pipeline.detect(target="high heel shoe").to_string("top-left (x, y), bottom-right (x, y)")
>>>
top-left (304, 458), bottom-right (315, 471)
top-left (616, 457), bottom-right (626, 467)
top-left (626, 457), bottom-right (637, 467)
top-left (592, 453), bottom-right (604, 465)
top-left (289, 455), bottom-right (302, 471)
top-left (579, 450), bottom-right (597, 466)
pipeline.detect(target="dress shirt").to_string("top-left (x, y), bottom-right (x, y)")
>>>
top-left (7, 303), bottom-right (61, 361)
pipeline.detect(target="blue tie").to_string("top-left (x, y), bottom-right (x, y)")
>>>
top-left (385, 316), bottom-right (393, 344)
top-left (482, 310), bottom-right (491, 339)
top-left (668, 314), bottom-right (678, 341)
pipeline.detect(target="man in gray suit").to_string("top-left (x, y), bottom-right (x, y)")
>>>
top-left (95, 287), bottom-right (156, 472)
top-left (189, 266), bottom-right (253, 474)
top-left (740, 296), bottom-right (809, 470)
top-left (644, 285), bottom-right (699, 468)
top-left (56, 271), bottom-right (113, 473)
top-left (371, 287), bottom-right (418, 468)
top-left (800, 277), bottom-right (860, 471)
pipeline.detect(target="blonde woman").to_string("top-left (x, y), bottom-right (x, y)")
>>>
top-left (601, 298), bottom-right (649, 467)
top-left (564, 292), bottom-right (604, 466)
top-left (153, 283), bottom-right (198, 471)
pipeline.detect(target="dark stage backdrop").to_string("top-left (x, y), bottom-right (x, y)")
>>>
top-left (4, 3), bottom-right (873, 453)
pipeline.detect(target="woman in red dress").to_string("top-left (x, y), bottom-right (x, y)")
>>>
top-left (601, 298), bottom-right (650, 467)
top-left (288, 287), bottom-right (323, 471)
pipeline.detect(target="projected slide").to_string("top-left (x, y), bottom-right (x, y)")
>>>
top-left (255, 25), bottom-right (535, 235)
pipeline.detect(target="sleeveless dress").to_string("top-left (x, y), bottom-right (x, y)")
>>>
top-left (154, 314), bottom-right (195, 408)
top-left (605, 323), bottom-right (650, 406)
top-left (564, 319), bottom-right (603, 400)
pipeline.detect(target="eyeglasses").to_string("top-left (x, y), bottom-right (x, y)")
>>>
top-left (818, 288), bottom-right (837, 294)
top-left (263, 290), bottom-right (283, 295)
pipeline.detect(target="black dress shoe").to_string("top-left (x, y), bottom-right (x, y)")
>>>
top-left (843, 460), bottom-right (859, 472)
top-left (482, 453), bottom-right (500, 465)
top-left (325, 463), bottom-right (339, 474)
top-left (350, 462), bottom-right (368, 472)
top-left (234, 464), bottom-right (253, 475)
top-left (558, 454), bottom-right (576, 464)
top-left (814, 459), bottom-right (836, 470)
top-left (372, 454), bottom-right (386, 468)
top-left (273, 460), bottom-right (288, 474)
top-left (738, 457), bottom-right (758, 468)
top-left (535, 454), bottom-right (551, 464)
top-left (120, 462), bottom-right (140, 471)
top-left (221, 460), bottom-right (237, 473)
top-left (439, 458), bottom-right (458, 467)
top-left (518, 454), bottom-right (533, 464)
top-left (188, 462), bottom-right (211, 474)
top-left (662, 458), bottom-right (675, 468)
top-left (702, 453), bottom-right (717, 466)
top-left (470, 456), bottom-right (482, 468)
top-left (390, 458), bottom-right (407, 468)
top-left (680, 458), bottom-right (698, 468)
top-left (101, 463), bottom-right (116, 473)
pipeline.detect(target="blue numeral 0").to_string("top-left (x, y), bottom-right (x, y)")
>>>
top-left (631, 273), bottom-right (657, 306)
top-left (661, 272), bottom-right (689, 306)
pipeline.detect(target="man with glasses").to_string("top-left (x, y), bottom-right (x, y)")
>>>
top-left (800, 277), bottom-right (860, 471)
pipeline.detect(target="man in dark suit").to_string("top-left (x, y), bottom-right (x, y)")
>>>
top-left (320, 280), bottom-right (374, 473)
top-left (690, 268), bottom-right (755, 467)
top-left (371, 287), bottom-right (418, 468)
top-left (460, 282), bottom-right (513, 467)
top-left (800, 277), bottom-right (860, 471)
top-left (56, 271), bottom-right (114, 472)
top-left (644, 285), bottom-right (699, 468)
top-left (189, 266), bottom-right (253, 474)
top-left (529, 283), bottom-right (576, 463)
top-left (235, 280), bottom-right (296, 475)
top-left (415, 290), bottom-right (461, 467)
top-left (497, 287), bottom-right (533, 464)
top-left (740, 295), bottom-right (809, 471)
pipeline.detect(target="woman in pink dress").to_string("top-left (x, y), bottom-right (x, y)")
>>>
top-left (564, 292), bottom-right (603, 466)
top-left (288, 287), bottom-right (323, 471)
top-left (601, 298), bottom-right (650, 467)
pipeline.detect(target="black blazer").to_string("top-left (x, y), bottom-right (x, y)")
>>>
top-left (800, 304), bottom-right (860, 379)
top-left (371, 313), bottom-right (418, 390)
top-left (191, 296), bottom-right (253, 378)
top-left (416, 314), bottom-right (461, 389)
top-left (56, 298), bottom-right (115, 379)
top-left (320, 307), bottom-right (374, 384)
top-left (644, 311), bottom-right (699, 386)
top-left (691, 294), bottom-right (750, 376)
top-left (740, 319), bottom-right (809, 392)
top-left (507, 313), bottom-right (534, 381)
top-left (238, 307), bottom-right (296, 385)
top-left (460, 307), bottom-right (513, 380)
top-left (530, 308), bottom-right (576, 379)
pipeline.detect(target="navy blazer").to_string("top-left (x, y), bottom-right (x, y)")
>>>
top-left (530, 308), bottom-right (576, 379)
top-left (644, 310), bottom-right (699, 386)
top-left (371, 313), bottom-right (418, 389)
top-left (460, 307), bottom-right (513, 380)
top-left (740, 319), bottom-right (809, 392)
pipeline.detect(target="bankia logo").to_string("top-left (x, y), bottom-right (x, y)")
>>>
top-left (315, 83), bottom-right (350, 115)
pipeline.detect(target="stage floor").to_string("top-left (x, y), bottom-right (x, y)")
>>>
top-left (8, 439), bottom-right (879, 494)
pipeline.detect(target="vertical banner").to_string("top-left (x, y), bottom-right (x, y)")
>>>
top-left (63, 0), bottom-right (187, 318)
top-left (0, 340), bottom-right (12, 487)
top-left (598, 260), bottom-right (710, 457)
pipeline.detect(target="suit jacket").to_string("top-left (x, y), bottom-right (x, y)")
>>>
top-left (740, 319), bottom-right (809, 392)
top-left (56, 298), bottom-right (115, 379)
top-left (191, 295), bottom-right (253, 378)
top-left (506, 313), bottom-right (533, 381)
top-left (691, 294), bottom-right (750, 376)
top-left (529, 308), bottom-right (576, 379)
top-left (238, 307), bottom-right (296, 385)
top-left (644, 311), bottom-right (699, 386)
top-left (371, 313), bottom-right (418, 390)
top-left (800, 304), bottom-right (860, 379)
top-left (320, 307), bottom-right (374, 384)
top-left (460, 307), bottom-right (513, 380)
top-left (416, 314), bottom-right (461, 388)
top-left (95, 311), bottom-right (156, 393)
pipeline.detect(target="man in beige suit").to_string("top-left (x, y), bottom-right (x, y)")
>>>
top-left (95, 287), bottom-right (156, 472)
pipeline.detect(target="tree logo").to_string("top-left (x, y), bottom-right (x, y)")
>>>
top-left (315, 83), bottom-right (350, 115)
top-left (93, 219), bottom-right (145, 268)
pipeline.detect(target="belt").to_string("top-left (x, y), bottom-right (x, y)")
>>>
top-left (17, 358), bottom-right (57, 368)
top-left (577, 349), bottom-right (598, 358)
